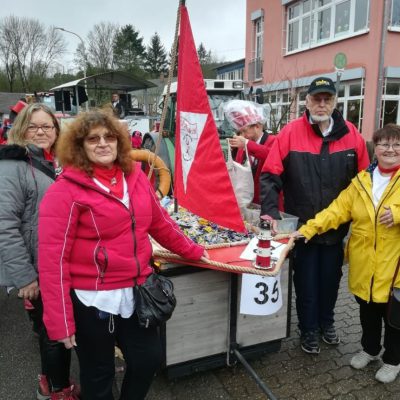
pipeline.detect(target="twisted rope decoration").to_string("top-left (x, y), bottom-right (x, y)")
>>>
top-left (154, 237), bottom-right (295, 277)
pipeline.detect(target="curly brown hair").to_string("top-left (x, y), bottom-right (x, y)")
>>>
top-left (56, 109), bottom-right (133, 175)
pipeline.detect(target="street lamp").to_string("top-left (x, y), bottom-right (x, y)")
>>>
top-left (54, 26), bottom-right (89, 111)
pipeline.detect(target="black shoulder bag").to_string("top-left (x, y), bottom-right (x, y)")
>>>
top-left (387, 258), bottom-right (400, 330)
top-left (134, 272), bottom-right (176, 328)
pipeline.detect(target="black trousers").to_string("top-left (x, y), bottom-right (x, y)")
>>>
top-left (356, 296), bottom-right (400, 365)
top-left (30, 295), bottom-right (72, 390)
top-left (292, 241), bottom-right (343, 333)
top-left (71, 291), bottom-right (162, 400)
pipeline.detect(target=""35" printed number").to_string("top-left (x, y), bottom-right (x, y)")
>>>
top-left (254, 280), bottom-right (279, 305)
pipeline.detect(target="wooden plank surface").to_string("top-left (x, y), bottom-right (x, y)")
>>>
top-left (165, 270), bottom-right (230, 365)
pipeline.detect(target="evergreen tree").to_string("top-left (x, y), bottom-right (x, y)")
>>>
top-left (145, 32), bottom-right (168, 78)
top-left (113, 24), bottom-right (146, 73)
top-left (197, 42), bottom-right (211, 65)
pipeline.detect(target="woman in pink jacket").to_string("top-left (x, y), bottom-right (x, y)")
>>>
top-left (38, 110), bottom-right (207, 400)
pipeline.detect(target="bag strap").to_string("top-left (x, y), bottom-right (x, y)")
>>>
top-left (390, 258), bottom-right (400, 291)
top-left (227, 138), bottom-right (251, 166)
top-left (243, 142), bottom-right (251, 167)
top-left (226, 138), bottom-right (233, 164)
top-left (29, 156), bottom-right (56, 180)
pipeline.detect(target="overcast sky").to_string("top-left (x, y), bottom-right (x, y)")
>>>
top-left (4, 0), bottom-right (246, 70)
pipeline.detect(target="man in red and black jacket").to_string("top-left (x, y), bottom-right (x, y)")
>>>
top-left (260, 77), bottom-right (369, 354)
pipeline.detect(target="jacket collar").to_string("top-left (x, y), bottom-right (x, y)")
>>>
top-left (304, 109), bottom-right (349, 141)
top-left (0, 144), bottom-right (29, 161)
top-left (0, 143), bottom-right (47, 161)
top-left (61, 162), bottom-right (141, 191)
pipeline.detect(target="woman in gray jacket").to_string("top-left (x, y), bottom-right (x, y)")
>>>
top-left (1, 103), bottom-right (78, 400)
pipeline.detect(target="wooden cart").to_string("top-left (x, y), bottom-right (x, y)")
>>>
top-left (159, 259), bottom-right (291, 378)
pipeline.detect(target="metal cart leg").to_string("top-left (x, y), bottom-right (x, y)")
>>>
top-left (227, 273), bottom-right (278, 400)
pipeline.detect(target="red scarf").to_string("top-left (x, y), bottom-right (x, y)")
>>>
top-left (92, 164), bottom-right (124, 199)
top-left (378, 164), bottom-right (400, 178)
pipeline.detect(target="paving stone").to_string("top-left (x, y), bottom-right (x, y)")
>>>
top-left (351, 385), bottom-right (394, 400)
top-left (327, 378), bottom-right (364, 396)
top-left (300, 372), bottom-right (333, 391)
top-left (6, 265), bottom-right (400, 400)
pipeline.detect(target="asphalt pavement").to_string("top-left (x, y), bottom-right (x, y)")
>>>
top-left (1, 268), bottom-right (400, 400)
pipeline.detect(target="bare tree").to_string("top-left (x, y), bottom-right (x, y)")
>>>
top-left (0, 32), bottom-right (17, 91)
top-left (86, 22), bottom-right (119, 71)
top-left (0, 15), bottom-right (65, 92)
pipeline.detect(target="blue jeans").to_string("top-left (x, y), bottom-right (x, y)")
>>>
top-left (292, 241), bottom-right (343, 333)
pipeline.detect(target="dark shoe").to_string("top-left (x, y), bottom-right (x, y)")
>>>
top-left (321, 325), bottom-right (340, 345)
top-left (301, 330), bottom-right (320, 354)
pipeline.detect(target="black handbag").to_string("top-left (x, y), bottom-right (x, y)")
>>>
top-left (134, 273), bottom-right (176, 328)
top-left (387, 259), bottom-right (400, 330)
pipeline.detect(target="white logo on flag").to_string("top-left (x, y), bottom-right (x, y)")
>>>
top-left (180, 111), bottom-right (208, 192)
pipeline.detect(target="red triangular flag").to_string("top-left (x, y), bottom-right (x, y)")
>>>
top-left (174, 5), bottom-right (246, 233)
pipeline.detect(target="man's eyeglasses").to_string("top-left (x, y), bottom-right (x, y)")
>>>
top-left (27, 125), bottom-right (55, 133)
top-left (376, 142), bottom-right (400, 151)
top-left (310, 95), bottom-right (334, 105)
top-left (85, 133), bottom-right (118, 145)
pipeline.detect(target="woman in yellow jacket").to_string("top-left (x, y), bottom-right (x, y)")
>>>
top-left (292, 124), bottom-right (400, 384)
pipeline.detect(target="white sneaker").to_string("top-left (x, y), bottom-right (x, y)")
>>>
top-left (375, 363), bottom-right (400, 383)
top-left (350, 350), bottom-right (379, 369)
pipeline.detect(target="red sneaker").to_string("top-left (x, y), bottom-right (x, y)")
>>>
top-left (24, 299), bottom-right (35, 310)
top-left (37, 375), bottom-right (50, 400)
top-left (36, 375), bottom-right (80, 400)
top-left (50, 385), bottom-right (80, 400)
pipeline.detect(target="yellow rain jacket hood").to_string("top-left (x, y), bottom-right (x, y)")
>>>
top-left (299, 166), bottom-right (400, 303)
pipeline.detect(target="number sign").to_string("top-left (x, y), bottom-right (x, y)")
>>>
top-left (240, 272), bottom-right (283, 315)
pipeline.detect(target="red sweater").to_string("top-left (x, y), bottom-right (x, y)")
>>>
top-left (38, 163), bottom-right (204, 340)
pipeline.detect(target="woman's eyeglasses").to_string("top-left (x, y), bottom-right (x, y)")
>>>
top-left (85, 133), bottom-right (118, 145)
top-left (27, 125), bottom-right (55, 133)
top-left (376, 143), bottom-right (400, 151)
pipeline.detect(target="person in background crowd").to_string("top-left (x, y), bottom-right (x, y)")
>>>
top-left (224, 99), bottom-right (275, 205)
top-left (111, 93), bottom-right (126, 119)
top-left (0, 103), bottom-right (78, 399)
top-left (260, 76), bottom-right (369, 354)
top-left (291, 124), bottom-right (400, 383)
top-left (38, 109), bottom-right (209, 400)
top-left (0, 100), bottom-right (28, 144)
top-left (131, 130), bottom-right (142, 149)
top-left (0, 122), bottom-right (6, 145)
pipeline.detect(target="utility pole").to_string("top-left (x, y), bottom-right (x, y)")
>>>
top-left (54, 27), bottom-right (89, 112)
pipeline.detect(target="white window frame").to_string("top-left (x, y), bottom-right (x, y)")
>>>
top-left (264, 89), bottom-right (292, 131)
top-left (286, 0), bottom-right (370, 54)
top-left (255, 17), bottom-right (264, 60)
top-left (380, 78), bottom-right (400, 127)
top-left (390, 0), bottom-right (400, 30)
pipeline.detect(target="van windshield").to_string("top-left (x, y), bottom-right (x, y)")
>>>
top-left (208, 92), bottom-right (243, 138)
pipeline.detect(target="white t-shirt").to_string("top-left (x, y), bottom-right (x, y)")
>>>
top-left (75, 176), bottom-right (135, 318)
top-left (372, 168), bottom-right (391, 207)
